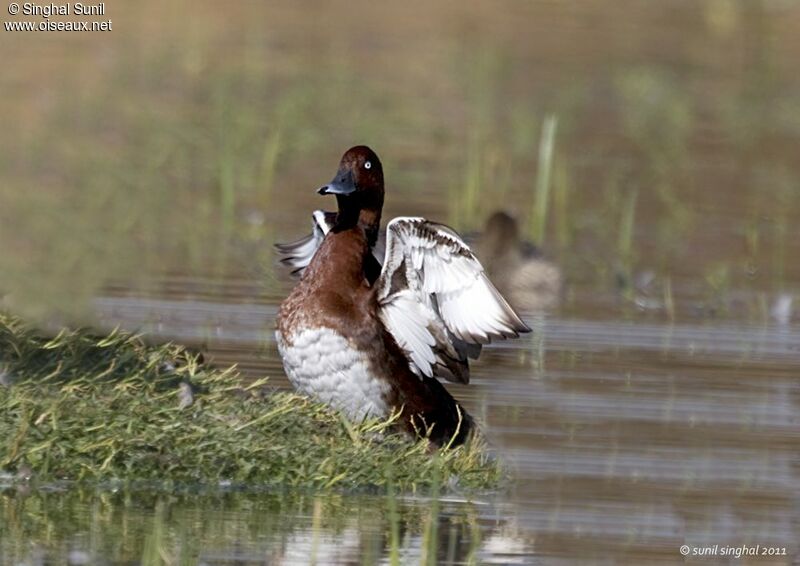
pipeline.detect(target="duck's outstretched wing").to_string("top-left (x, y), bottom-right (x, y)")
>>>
top-left (274, 210), bottom-right (335, 277)
top-left (376, 217), bottom-right (530, 384)
top-left (275, 211), bottom-right (386, 278)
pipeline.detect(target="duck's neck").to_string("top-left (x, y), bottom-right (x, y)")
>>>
top-left (334, 197), bottom-right (382, 248)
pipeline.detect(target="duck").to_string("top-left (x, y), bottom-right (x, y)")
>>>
top-left (473, 211), bottom-right (561, 313)
top-left (275, 146), bottom-right (529, 446)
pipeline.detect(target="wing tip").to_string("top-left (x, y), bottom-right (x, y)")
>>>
top-left (515, 317), bottom-right (532, 334)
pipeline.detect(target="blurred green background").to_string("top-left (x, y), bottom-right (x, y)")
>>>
top-left (1, 0), bottom-right (798, 321)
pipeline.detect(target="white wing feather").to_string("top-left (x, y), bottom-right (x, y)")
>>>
top-left (380, 291), bottom-right (438, 377)
top-left (276, 210), bottom-right (385, 277)
top-left (377, 217), bottom-right (529, 381)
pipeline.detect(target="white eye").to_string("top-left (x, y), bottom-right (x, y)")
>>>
top-left (364, 161), bottom-right (372, 169)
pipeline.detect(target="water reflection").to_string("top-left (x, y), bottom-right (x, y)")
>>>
top-left (0, 488), bottom-right (531, 565)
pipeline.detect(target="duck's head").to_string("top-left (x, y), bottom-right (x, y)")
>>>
top-left (484, 211), bottom-right (520, 246)
top-left (318, 146), bottom-right (384, 214)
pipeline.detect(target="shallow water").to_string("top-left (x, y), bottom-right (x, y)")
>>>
top-left (5, 295), bottom-right (795, 564)
top-left (3, 0), bottom-right (800, 563)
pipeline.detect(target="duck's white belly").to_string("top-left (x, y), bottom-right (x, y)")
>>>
top-left (275, 327), bottom-right (391, 421)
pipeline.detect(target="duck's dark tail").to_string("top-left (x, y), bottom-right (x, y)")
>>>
top-left (401, 379), bottom-right (475, 448)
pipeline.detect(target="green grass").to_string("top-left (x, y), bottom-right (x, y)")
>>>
top-left (0, 315), bottom-right (501, 491)
top-left (531, 114), bottom-right (558, 245)
top-left (617, 188), bottom-right (639, 294)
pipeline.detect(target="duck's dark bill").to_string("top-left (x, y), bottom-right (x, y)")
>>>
top-left (318, 170), bottom-right (356, 195)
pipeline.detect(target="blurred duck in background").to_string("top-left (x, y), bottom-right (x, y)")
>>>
top-left (474, 211), bottom-right (561, 313)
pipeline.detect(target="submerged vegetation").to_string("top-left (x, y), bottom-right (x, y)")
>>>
top-left (0, 315), bottom-right (501, 490)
